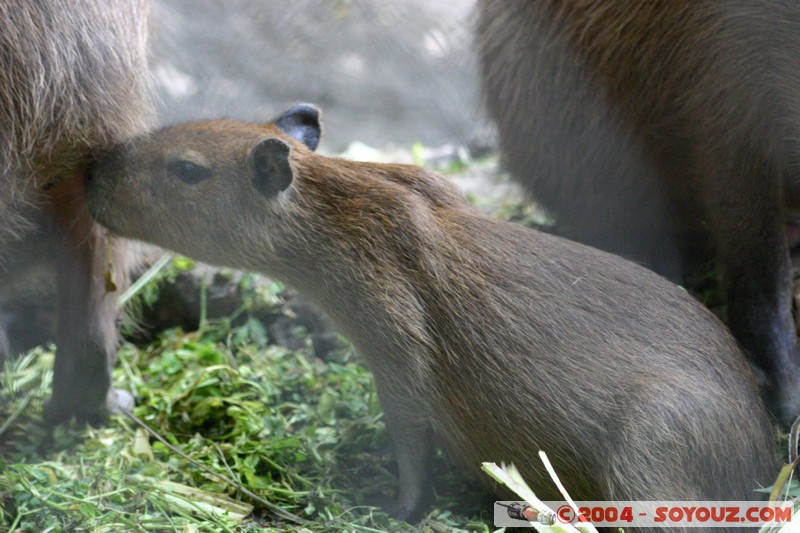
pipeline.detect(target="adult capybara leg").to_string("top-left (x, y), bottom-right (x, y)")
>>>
top-left (44, 170), bottom-right (130, 425)
top-left (702, 153), bottom-right (800, 424)
top-left (0, 308), bottom-right (10, 361)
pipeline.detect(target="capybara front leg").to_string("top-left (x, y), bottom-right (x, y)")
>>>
top-left (44, 172), bottom-right (131, 424)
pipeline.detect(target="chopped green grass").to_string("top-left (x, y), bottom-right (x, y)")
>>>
top-left (0, 278), bottom-right (491, 532)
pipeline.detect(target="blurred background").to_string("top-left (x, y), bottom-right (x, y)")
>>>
top-left (149, 0), bottom-right (488, 152)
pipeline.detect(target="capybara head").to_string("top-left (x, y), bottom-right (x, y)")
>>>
top-left (87, 104), bottom-right (320, 269)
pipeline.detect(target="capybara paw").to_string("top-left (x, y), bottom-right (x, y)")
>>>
top-left (43, 398), bottom-right (105, 426)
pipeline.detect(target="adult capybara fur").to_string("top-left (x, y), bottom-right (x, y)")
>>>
top-left (475, 0), bottom-right (800, 424)
top-left (86, 105), bottom-right (776, 529)
top-left (0, 1), bottom-right (152, 423)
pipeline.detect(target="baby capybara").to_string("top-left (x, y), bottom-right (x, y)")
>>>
top-left (86, 105), bottom-right (775, 530)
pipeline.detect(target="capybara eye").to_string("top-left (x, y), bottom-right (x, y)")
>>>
top-left (167, 160), bottom-right (212, 185)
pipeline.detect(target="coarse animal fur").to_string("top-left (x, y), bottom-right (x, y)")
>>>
top-left (0, 0), bottom-right (152, 423)
top-left (86, 105), bottom-right (776, 530)
top-left (475, 0), bottom-right (800, 424)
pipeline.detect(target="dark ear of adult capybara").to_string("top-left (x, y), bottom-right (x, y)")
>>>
top-left (85, 106), bottom-right (777, 530)
top-left (0, 1), bottom-right (153, 424)
top-left (475, 0), bottom-right (800, 424)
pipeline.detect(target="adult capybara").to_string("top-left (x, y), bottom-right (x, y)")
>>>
top-left (475, 0), bottom-right (800, 424)
top-left (0, 1), bottom-right (152, 423)
top-left (85, 105), bottom-right (775, 529)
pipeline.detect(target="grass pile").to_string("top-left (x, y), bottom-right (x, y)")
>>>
top-left (0, 262), bottom-right (492, 532)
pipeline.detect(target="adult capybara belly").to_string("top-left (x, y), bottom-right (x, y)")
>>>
top-left (476, 0), bottom-right (800, 424)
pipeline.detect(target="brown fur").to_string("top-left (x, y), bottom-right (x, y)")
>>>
top-left (0, 0), bottom-right (152, 423)
top-left (86, 107), bottom-right (776, 530)
top-left (475, 0), bottom-right (800, 424)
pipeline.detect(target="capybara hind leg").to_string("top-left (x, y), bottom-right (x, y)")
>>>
top-left (44, 172), bottom-right (130, 424)
top-left (701, 156), bottom-right (800, 424)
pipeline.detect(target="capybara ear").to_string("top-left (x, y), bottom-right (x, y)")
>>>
top-left (250, 137), bottom-right (294, 197)
top-left (275, 103), bottom-right (321, 151)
